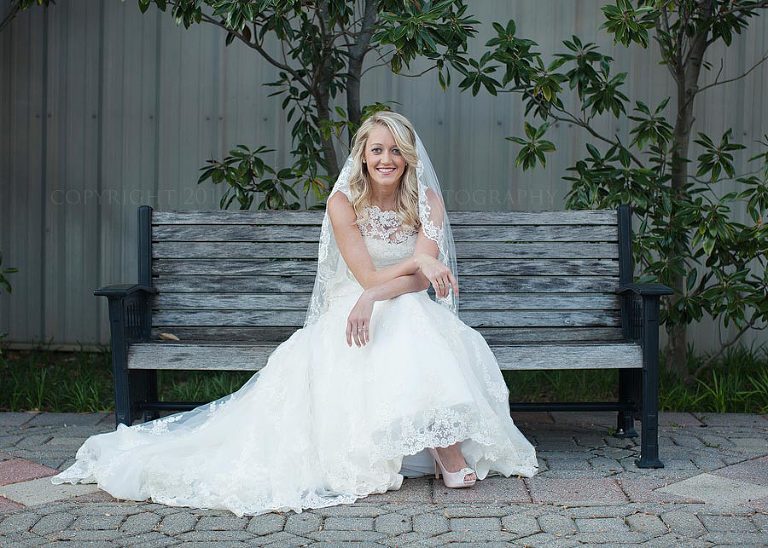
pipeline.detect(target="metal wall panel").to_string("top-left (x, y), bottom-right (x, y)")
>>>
top-left (1, 2), bottom-right (47, 343)
top-left (0, 0), bottom-right (766, 351)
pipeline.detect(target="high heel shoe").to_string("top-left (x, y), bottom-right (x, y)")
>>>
top-left (427, 447), bottom-right (477, 488)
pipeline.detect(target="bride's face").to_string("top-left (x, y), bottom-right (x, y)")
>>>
top-left (363, 125), bottom-right (406, 192)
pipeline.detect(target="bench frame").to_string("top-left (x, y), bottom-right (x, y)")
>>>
top-left (96, 204), bottom-right (672, 469)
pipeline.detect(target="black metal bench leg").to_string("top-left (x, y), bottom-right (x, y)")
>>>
top-left (636, 296), bottom-right (664, 468)
top-left (615, 369), bottom-right (638, 438)
top-left (106, 299), bottom-right (135, 427)
top-left (636, 365), bottom-right (663, 468)
top-left (142, 370), bottom-right (160, 422)
top-left (113, 366), bottom-right (133, 427)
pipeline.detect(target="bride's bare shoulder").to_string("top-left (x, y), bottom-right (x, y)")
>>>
top-left (327, 191), bottom-right (359, 230)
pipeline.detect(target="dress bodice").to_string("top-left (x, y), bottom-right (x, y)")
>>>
top-left (335, 205), bottom-right (418, 291)
top-left (357, 205), bottom-right (418, 268)
top-left (329, 206), bottom-right (418, 298)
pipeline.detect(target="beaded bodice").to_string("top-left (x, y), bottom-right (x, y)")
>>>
top-left (356, 205), bottom-right (418, 268)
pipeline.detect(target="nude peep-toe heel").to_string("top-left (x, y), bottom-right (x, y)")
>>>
top-left (427, 447), bottom-right (477, 488)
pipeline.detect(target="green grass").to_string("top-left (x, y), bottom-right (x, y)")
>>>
top-left (1, 343), bottom-right (766, 414)
top-left (658, 344), bottom-right (768, 414)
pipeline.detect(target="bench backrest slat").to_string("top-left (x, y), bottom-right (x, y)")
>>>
top-left (150, 325), bottom-right (626, 345)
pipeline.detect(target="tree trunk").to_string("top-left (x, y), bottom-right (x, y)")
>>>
top-left (346, 0), bottom-right (378, 137)
top-left (315, 0), bottom-right (341, 181)
top-left (666, 79), bottom-right (693, 378)
top-left (315, 91), bottom-right (340, 181)
top-left (664, 0), bottom-right (713, 379)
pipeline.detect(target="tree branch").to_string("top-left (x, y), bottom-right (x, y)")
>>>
top-left (677, 0), bottom-right (690, 73)
top-left (360, 59), bottom-right (392, 77)
top-left (682, 0), bottom-right (714, 69)
top-left (498, 85), bottom-right (648, 168)
top-left (695, 48), bottom-right (768, 95)
top-left (397, 65), bottom-right (441, 78)
top-left (0, 0), bottom-right (21, 34)
top-left (346, 0), bottom-right (378, 127)
top-left (197, 11), bottom-right (312, 91)
top-left (709, 0), bottom-right (768, 19)
top-left (548, 99), bottom-right (647, 168)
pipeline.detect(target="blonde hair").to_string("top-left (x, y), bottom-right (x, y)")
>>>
top-left (346, 111), bottom-right (420, 230)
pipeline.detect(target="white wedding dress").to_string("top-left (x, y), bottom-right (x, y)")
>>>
top-left (52, 205), bottom-right (538, 517)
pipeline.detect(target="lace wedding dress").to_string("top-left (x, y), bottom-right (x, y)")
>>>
top-left (52, 205), bottom-right (539, 517)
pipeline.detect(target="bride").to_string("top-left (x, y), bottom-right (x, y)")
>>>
top-left (52, 111), bottom-right (538, 517)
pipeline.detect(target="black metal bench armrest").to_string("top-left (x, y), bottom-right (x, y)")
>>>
top-left (96, 284), bottom-right (155, 346)
top-left (94, 284), bottom-right (157, 299)
top-left (617, 283), bottom-right (670, 344)
top-left (617, 283), bottom-right (673, 297)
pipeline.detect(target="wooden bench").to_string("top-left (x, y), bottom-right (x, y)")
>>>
top-left (96, 204), bottom-right (672, 468)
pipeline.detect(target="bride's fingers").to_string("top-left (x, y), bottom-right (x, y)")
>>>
top-left (448, 272), bottom-right (459, 296)
top-left (439, 278), bottom-right (450, 298)
top-left (432, 276), bottom-right (445, 298)
top-left (346, 322), bottom-right (353, 346)
top-left (351, 324), bottom-right (359, 347)
top-left (356, 323), bottom-right (364, 347)
top-left (432, 280), bottom-right (443, 298)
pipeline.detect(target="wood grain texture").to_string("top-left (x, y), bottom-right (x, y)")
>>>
top-left (151, 257), bottom-right (619, 276)
top-left (153, 274), bottom-right (619, 294)
top-left (152, 225), bottom-right (619, 246)
top-left (150, 325), bottom-right (627, 344)
top-left (152, 292), bottom-right (620, 311)
top-left (152, 308), bottom-right (621, 328)
top-left (152, 209), bottom-right (619, 226)
top-left (153, 237), bottom-right (619, 259)
top-left (128, 341), bottom-right (642, 371)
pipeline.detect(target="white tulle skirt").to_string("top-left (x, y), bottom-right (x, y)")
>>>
top-left (52, 288), bottom-right (538, 517)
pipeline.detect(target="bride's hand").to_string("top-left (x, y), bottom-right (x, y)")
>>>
top-left (346, 293), bottom-right (374, 347)
top-left (414, 253), bottom-right (458, 299)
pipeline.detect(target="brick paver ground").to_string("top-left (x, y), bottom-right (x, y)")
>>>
top-left (0, 410), bottom-right (766, 546)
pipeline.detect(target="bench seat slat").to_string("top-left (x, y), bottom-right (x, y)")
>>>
top-left (152, 309), bottom-right (621, 328)
top-left (152, 209), bottom-right (618, 226)
top-left (152, 292), bottom-right (620, 311)
top-left (128, 341), bottom-right (640, 371)
top-left (153, 275), bottom-right (620, 293)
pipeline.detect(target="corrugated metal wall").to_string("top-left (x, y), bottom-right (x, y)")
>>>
top-left (1, 0), bottom-right (766, 350)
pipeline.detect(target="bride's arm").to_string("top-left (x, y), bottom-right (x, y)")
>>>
top-left (363, 220), bottom-right (457, 302)
top-left (327, 192), bottom-right (431, 288)
top-left (363, 274), bottom-right (429, 302)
